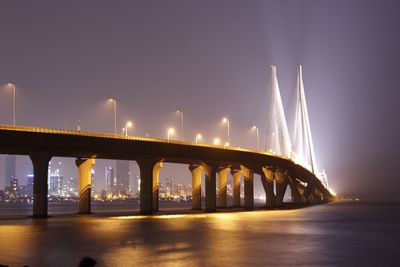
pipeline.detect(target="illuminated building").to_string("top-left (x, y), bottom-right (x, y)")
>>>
top-left (116, 160), bottom-right (129, 194)
top-left (5, 155), bottom-right (16, 190)
top-left (26, 174), bottom-right (34, 196)
top-left (48, 161), bottom-right (63, 196)
top-left (63, 177), bottom-right (77, 196)
top-left (10, 178), bottom-right (18, 193)
top-left (165, 177), bottom-right (173, 197)
top-left (105, 166), bottom-right (115, 192)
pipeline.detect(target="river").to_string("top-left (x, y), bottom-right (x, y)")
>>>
top-left (0, 202), bottom-right (399, 266)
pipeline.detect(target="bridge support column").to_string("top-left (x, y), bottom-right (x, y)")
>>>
top-left (217, 167), bottom-right (229, 208)
top-left (189, 165), bottom-right (203, 210)
top-left (30, 152), bottom-right (51, 218)
top-left (152, 162), bottom-right (163, 212)
top-left (303, 183), bottom-right (313, 202)
top-left (76, 158), bottom-right (95, 214)
top-left (231, 169), bottom-right (241, 207)
top-left (275, 169), bottom-right (288, 206)
top-left (287, 175), bottom-right (303, 203)
top-left (137, 157), bottom-right (159, 214)
top-left (242, 166), bottom-right (254, 211)
top-left (261, 167), bottom-right (276, 208)
top-left (202, 162), bottom-right (218, 212)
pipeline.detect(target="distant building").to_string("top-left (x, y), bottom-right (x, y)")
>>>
top-left (116, 160), bottom-right (129, 194)
top-left (48, 162), bottom-right (63, 196)
top-left (10, 178), bottom-right (18, 192)
top-left (105, 166), bottom-right (115, 192)
top-left (165, 177), bottom-right (173, 197)
top-left (91, 168), bottom-right (95, 193)
top-left (175, 183), bottom-right (185, 197)
top-left (137, 175), bottom-right (141, 194)
top-left (63, 177), bottom-right (77, 196)
top-left (5, 155), bottom-right (16, 190)
top-left (26, 174), bottom-right (34, 196)
top-left (49, 173), bottom-right (63, 196)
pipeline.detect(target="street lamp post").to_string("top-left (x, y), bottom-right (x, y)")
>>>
top-left (125, 121), bottom-right (133, 136)
top-left (252, 125), bottom-right (260, 150)
top-left (195, 134), bottom-right (202, 144)
top-left (6, 83), bottom-right (16, 125)
top-left (222, 117), bottom-right (230, 146)
top-left (108, 98), bottom-right (117, 134)
top-left (167, 127), bottom-right (175, 141)
top-left (177, 109), bottom-right (184, 140)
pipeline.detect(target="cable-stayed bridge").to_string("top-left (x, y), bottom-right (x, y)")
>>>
top-left (265, 65), bottom-right (329, 189)
top-left (0, 66), bottom-right (333, 217)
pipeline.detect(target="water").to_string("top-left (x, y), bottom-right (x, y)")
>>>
top-left (0, 202), bottom-right (399, 266)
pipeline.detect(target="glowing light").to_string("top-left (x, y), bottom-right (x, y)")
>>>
top-left (114, 214), bottom-right (207, 220)
top-left (123, 121), bottom-right (133, 136)
top-left (195, 133), bottom-right (202, 144)
top-left (167, 127), bottom-right (175, 140)
top-left (213, 138), bottom-right (220, 145)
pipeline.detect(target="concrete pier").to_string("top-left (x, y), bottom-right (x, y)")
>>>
top-left (203, 162), bottom-right (218, 212)
top-left (287, 175), bottom-right (303, 203)
top-left (261, 167), bottom-right (277, 208)
top-left (217, 167), bottom-right (229, 208)
top-left (242, 166), bottom-right (254, 210)
top-left (231, 169), bottom-right (241, 207)
top-left (30, 151), bottom-right (52, 218)
top-left (189, 165), bottom-right (203, 210)
top-left (76, 158), bottom-right (95, 214)
top-left (275, 169), bottom-right (287, 206)
top-left (152, 162), bottom-right (163, 212)
top-left (137, 157), bottom-right (159, 214)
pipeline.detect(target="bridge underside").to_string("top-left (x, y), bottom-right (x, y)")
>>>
top-left (26, 155), bottom-right (331, 217)
top-left (0, 126), bottom-right (333, 217)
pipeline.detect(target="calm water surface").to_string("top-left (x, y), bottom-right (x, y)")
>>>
top-left (0, 202), bottom-right (399, 266)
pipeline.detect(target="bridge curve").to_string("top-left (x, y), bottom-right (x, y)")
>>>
top-left (0, 125), bottom-right (332, 217)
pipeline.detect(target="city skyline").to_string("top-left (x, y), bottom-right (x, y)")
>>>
top-left (1, 1), bottom-right (400, 201)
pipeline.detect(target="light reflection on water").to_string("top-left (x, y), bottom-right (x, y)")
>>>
top-left (0, 202), bottom-right (399, 266)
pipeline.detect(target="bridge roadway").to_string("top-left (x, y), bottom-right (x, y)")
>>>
top-left (0, 125), bottom-right (332, 217)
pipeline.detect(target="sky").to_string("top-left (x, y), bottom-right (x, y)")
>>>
top-left (1, 0), bottom-right (400, 200)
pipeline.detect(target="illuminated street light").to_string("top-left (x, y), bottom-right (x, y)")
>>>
top-left (213, 138), bottom-right (220, 145)
top-left (6, 83), bottom-right (16, 125)
top-left (252, 125), bottom-right (260, 150)
top-left (195, 134), bottom-right (202, 144)
top-left (176, 109), bottom-right (184, 140)
top-left (125, 121), bottom-right (133, 136)
top-left (222, 117), bottom-right (230, 145)
top-left (108, 98), bottom-right (117, 134)
top-left (167, 127), bottom-right (175, 141)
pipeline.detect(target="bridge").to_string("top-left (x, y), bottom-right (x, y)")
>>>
top-left (0, 65), bottom-right (333, 218)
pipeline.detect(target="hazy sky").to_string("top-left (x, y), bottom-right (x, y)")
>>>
top-left (1, 1), bottom-right (400, 200)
